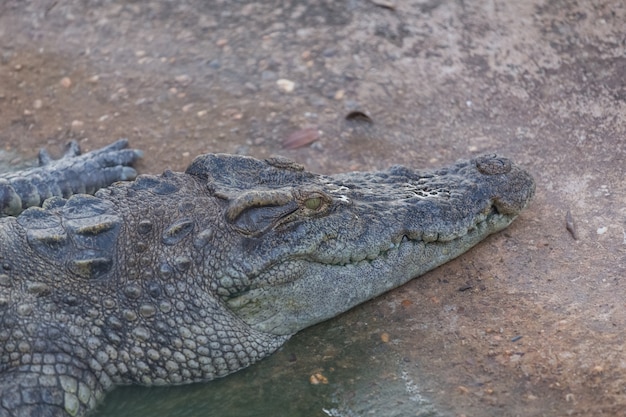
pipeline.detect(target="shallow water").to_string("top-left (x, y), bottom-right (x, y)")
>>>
top-left (94, 317), bottom-right (442, 417)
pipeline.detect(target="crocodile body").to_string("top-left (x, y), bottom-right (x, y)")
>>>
top-left (0, 141), bottom-right (534, 417)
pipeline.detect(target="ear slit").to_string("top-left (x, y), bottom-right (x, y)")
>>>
top-left (231, 199), bottom-right (299, 235)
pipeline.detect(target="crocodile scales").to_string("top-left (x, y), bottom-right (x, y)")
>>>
top-left (0, 140), bottom-right (534, 417)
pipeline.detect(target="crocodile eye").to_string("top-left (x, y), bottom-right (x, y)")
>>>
top-left (304, 197), bottom-right (322, 211)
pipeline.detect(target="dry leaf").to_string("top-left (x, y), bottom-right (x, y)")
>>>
top-left (283, 128), bottom-right (319, 149)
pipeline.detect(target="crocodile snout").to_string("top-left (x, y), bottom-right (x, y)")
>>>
top-left (474, 154), bottom-right (535, 216)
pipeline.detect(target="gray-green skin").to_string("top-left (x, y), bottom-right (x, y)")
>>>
top-left (0, 141), bottom-right (535, 417)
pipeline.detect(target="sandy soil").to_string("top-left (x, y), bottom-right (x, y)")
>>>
top-left (1, 1), bottom-right (625, 416)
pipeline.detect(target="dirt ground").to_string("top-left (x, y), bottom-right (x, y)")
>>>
top-left (1, 1), bottom-right (625, 416)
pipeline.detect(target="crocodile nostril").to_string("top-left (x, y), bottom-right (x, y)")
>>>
top-left (476, 155), bottom-right (512, 175)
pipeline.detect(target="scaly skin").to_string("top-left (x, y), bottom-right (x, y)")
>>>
top-left (0, 143), bottom-right (534, 417)
top-left (0, 139), bottom-right (142, 216)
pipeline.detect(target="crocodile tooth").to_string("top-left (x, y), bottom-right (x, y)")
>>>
top-left (350, 253), bottom-right (367, 263)
top-left (407, 230), bottom-right (423, 241)
top-left (422, 231), bottom-right (438, 243)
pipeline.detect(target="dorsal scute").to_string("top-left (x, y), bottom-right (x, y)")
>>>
top-left (17, 194), bottom-right (122, 281)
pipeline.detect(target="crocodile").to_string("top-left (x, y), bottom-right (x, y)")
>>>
top-left (0, 140), bottom-right (534, 417)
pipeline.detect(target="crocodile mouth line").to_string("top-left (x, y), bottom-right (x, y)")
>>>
top-left (313, 204), bottom-right (509, 268)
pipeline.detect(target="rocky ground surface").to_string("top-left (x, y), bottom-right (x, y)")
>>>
top-left (1, 1), bottom-right (625, 416)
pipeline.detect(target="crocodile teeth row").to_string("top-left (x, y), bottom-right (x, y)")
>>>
top-left (343, 208), bottom-right (504, 265)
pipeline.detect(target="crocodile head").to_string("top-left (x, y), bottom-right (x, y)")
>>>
top-left (186, 153), bottom-right (534, 336)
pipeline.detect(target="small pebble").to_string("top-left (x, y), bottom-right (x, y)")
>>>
top-left (597, 226), bottom-right (607, 235)
top-left (71, 120), bottom-right (84, 129)
top-left (276, 79), bottom-right (295, 93)
top-left (33, 99), bottom-right (43, 109)
top-left (380, 332), bottom-right (390, 343)
top-left (309, 372), bottom-right (328, 385)
top-left (334, 89), bottom-right (345, 100)
top-left (175, 75), bottom-right (192, 86)
top-left (60, 77), bottom-right (72, 88)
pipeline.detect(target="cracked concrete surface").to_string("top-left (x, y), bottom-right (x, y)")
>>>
top-left (0, 0), bottom-right (625, 416)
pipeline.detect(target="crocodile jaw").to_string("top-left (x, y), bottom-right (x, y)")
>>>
top-left (227, 201), bottom-right (520, 335)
